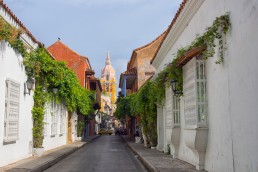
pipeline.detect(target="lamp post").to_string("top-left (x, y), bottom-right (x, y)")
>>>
top-left (24, 77), bottom-right (35, 95)
top-left (53, 87), bottom-right (58, 94)
top-left (170, 79), bottom-right (182, 95)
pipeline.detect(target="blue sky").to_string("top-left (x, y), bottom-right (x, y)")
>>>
top-left (4, 0), bottom-right (182, 93)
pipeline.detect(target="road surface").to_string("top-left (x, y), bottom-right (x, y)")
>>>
top-left (44, 135), bottom-right (147, 172)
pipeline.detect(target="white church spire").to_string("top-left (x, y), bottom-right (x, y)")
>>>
top-left (106, 51), bottom-right (111, 65)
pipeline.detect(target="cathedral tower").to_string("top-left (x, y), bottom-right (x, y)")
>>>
top-left (100, 52), bottom-right (116, 109)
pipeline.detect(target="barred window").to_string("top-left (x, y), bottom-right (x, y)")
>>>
top-left (173, 96), bottom-right (180, 126)
top-left (183, 56), bottom-right (208, 127)
top-left (51, 101), bottom-right (58, 136)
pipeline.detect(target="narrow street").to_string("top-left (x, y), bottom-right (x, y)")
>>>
top-left (44, 135), bottom-right (147, 172)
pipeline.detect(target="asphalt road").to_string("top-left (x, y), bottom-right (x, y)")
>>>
top-left (44, 135), bottom-right (147, 172)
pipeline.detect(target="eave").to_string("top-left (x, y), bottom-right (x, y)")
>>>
top-left (119, 67), bottom-right (137, 89)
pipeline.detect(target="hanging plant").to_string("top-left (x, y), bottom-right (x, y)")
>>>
top-left (153, 13), bottom-right (231, 97)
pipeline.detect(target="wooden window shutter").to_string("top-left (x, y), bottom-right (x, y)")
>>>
top-left (183, 57), bottom-right (197, 127)
top-left (4, 79), bottom-right (20, 142)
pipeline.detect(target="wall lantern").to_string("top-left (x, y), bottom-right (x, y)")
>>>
top-left (53, 88), bottom-right (58, 94)
top-left (170, 79), bottom-right (182, 95)
top-left (24, 77), bottom-right (35, 95)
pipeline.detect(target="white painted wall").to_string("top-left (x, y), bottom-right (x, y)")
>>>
top-left (156, 107), bottom-right (164, 151)
top-left (0, 41), bottom-right (34, 167)
top-left (164, 86), bottom-right (173, 153)
top-left (71, 112), bottom-right (78, 142)
top-left (43, 103), bottom-right (67, 150)
top-left (153, 0), bottom-right (258, 171)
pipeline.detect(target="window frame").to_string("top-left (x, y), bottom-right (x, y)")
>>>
top-left (4, 78), bottom-right (20, 143)
top-left (51, 101), bottom-right (58, 136)
top-left (172, 95), bottom-right (181, 127)
top-left (183, 56), bottom-right (208, 128)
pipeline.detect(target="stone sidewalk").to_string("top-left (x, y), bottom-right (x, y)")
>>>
top-left (121, 135), bottom-right (203, 172)
top-left (0, 136), bottom-right (99, 172)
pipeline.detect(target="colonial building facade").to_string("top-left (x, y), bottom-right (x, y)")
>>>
top-left (119, 32), bottom-right (165, 138)
top-left (152, 0), bottom-right (258, 172)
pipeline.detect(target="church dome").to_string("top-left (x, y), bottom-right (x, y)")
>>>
top-left (101, 52), bottom-right (116, 81)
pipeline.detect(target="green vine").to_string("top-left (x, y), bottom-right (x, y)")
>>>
top-left (0, 17), bottom-right (95, 148)
top-left (115, 82), bottom-right (158, 146)
top-left (154, 13), bottom-right (230, 97)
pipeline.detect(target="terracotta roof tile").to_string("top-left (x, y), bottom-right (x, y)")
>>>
top-left (47, 41), bottom-right (92, 87)
top-left (127, 31), bottom-right (166, 70)
top-left (122, 67), bottom-right (137, 76)
top-left (134, 30), bottom-right (167, 52)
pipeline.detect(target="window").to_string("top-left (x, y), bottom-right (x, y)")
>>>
top-left (4, 79), bottom-right (20, 142)
top-left (196, 60), bottom-right (207, 126)
top-left (51, 101), bottom-right (58, 136)
top-left (183, 56), bottom-right (208, 127)
top-left (173, 95), bottom-right (180, 126)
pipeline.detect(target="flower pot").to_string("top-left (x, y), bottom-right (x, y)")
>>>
top-left (76, 137), bottom-right (82, 141)
top-left (32, 147), bottom-right (44, 157)
top-left (135, 137), bottom-right (141, 144)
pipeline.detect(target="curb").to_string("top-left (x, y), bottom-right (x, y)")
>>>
top-left (31, 143), bottom-right (86, 172)
top-left (121, 136), bottom-right (157, 172)
top-left (32, 144), bottom-right (84, 172)
top-left (32, 136), bottom-right (101, 172)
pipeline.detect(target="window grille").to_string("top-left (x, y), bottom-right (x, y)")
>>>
top-left (4, 79), bottom-right (20, 142)
top-left (183, 57), bottom-right (208, 127)
top-left (173, 95), bottom-right (180, 126)
top-left (196, 60), bottom-right (207, 127)
top-left (51, 101), bottom-right (58, 135)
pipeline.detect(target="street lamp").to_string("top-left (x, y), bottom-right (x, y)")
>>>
top-left (53, 87), bottom-right (58, 94)
top-left (24, 77), bottom-right (35, 95)
top-left (170, 79), bottom-right (182, 95)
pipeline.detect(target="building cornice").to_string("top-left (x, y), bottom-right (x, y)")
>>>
top-left (152, 0), bottom-right (204, 69)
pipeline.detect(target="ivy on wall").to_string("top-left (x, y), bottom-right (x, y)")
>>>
top-left (115, 13), bottom-right (231, 146)
top-left (0, 17), bottom-right (94, 148)
top-left (153, 13), bottom-right (230, 98)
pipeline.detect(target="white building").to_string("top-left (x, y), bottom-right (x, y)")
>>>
top-left (0, 1), bottom-right (78, 167)
top-left (153, 0), bottom-right (258, 172)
